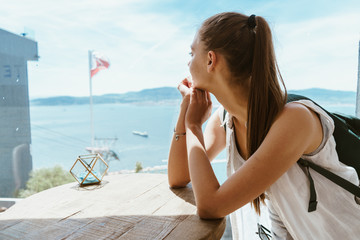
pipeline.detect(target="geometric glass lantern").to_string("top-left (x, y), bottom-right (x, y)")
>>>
top-left (70, 153), bottom-right (109, 185)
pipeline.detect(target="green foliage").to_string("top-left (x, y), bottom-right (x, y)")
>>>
top-left (135, 162), bottom-right (143, 173)
top-left (17, 165), bottom-right (75, 198)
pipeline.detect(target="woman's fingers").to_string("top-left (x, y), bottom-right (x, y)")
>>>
top-left (178, 78), bottom-right (192, 97)
top-left (184, 76), bottom-right (193, 88)
top-left (192, 88), bottom-right (208, 104)
top-left (187, 80), bottom-right (193, 88)
top-left (185, 88), bottom-right (212, 128)
top-left (178, 83), bottom-right (188, 94)
top-left (198, 89), bottom-right (204, 101)
top-left (190, 87), bottom-right (197, 102)
top-left (180, 77), bottom-right (193, 88)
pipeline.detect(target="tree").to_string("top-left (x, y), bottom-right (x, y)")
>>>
top-left (135, 162), bottom-right (143, 173)
top-left (17, 165), bottom-right (75, 198)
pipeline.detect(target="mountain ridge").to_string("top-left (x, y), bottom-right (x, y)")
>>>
top-left (30, 87), bottom-right (357, 106)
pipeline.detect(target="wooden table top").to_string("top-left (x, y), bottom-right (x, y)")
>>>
top-left (0, 173), bottom-right (226, 239)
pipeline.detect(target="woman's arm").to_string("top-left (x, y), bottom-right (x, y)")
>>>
top-left (168, 101), bottom-right (191, 188)
top-left (168, 81), bottom-right (226, 188)
top-left (168, 79), bottom-right (192, 188)
top-left (203, 108), bottom-right (226, 162)
top-left (185, 90), bottom-right (321, 219)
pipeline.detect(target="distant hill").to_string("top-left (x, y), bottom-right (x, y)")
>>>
top-left (30, 87), bottom-right (357, 106)
top-left (30, 87), bottom-right (180, 106)
top-left (288, 88), bottom-right (356, 105)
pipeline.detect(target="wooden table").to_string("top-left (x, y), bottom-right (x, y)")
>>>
top-left (0, 174), bottom-right (226, 239)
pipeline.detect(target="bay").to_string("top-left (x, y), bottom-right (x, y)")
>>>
top-left (30, 102), bottom-right (356, 185)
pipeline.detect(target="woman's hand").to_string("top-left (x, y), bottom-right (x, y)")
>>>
top-left (177, 77), bottom-right (193, 110)
top-left (185, 88), bottom-right (212, 130)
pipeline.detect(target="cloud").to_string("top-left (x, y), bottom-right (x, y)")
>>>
top-left (0, 0), bottom-right (194, 98)
top-left (274, 12), bottom-right (360, 91)
top-left (2, 0), bottom-right (360, 97)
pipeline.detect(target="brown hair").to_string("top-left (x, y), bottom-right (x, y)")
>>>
top-left (199, 12), bottom-right (287, 215)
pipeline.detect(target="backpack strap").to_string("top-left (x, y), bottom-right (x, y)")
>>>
top-left (298, 159), bottom-right (318, 212)
top-left (298, 158), bottom-right (360, 212)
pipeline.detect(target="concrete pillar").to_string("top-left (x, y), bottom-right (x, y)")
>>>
top-left (0, 28), bottom-right (38, 197)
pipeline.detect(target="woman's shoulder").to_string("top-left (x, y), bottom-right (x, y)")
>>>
top-left (277, 102), bottom-right (316, 125)
top-left (273, 101), bottom-right (323, 154)
top-left (280, 101), bottom-right (327, 131)
top-left (270, 102), bottom-right (321, 144)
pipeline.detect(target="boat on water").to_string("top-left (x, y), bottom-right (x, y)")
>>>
top-left (132, 131), bottom-right (148, 137)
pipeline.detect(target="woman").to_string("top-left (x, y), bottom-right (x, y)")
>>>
top-left (167, 12), bottom-right (360, 239)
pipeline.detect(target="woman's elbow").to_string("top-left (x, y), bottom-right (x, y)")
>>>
top-left (168, 178), bottom-right (190, 189)
top-left (197, 203), bottom-right (224, 220)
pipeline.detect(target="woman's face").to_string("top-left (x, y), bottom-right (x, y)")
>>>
top-left (188, 33), bottom-right (209, 89)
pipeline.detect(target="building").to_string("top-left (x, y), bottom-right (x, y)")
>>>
top-left (0, 28), bottom-right (38, 197)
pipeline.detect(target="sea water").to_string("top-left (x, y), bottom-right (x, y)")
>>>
top-left (30, 103), bottom-right (228, 181)
top-left (30, 102), bottom-right (355, 185)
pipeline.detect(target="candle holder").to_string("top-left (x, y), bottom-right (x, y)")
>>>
top-left (70, 153), bottom-right (108, 185)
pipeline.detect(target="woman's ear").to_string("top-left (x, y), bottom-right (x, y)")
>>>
top-left (207, 51), bottom-right (216, 72)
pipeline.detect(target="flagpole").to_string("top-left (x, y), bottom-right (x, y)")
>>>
top-left (88, 50), bottom-right (95, 153)
top-left (356, 40), bottom-right (360, 117)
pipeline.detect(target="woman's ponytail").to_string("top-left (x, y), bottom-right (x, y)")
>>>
top-left (247, 16), bottom-right (287, 215)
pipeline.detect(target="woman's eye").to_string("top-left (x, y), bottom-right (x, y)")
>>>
top-left (189, 52), bottom-right (193, 57)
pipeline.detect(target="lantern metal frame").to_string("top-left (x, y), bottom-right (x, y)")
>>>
top-left (70, 153), bottom-right (109, 185)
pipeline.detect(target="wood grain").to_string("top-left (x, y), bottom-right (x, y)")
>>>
top-left (0, 174), bottom-right (225, 239)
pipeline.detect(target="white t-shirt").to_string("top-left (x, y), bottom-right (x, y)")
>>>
top-left (219, 100), bottom-right (360, 240)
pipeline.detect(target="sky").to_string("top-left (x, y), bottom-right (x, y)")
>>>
top-left (0, 0), bottom-right (359, 98)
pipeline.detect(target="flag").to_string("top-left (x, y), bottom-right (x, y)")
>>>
top-left (90, 51), bottom-right (110, 78)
